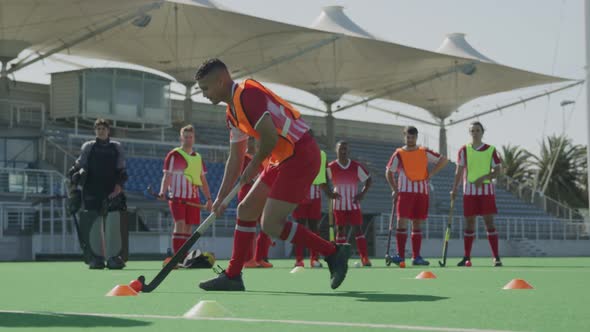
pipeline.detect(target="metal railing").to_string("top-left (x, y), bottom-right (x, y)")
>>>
top-left (376, 213), bottom-right (589, 241)
top-left (0, 167), bottom-right (67, 200)
top-left (497, 176), bottom-right (581, 220)
top-left (66, 134), bottom-right (229, 163)
top-left (0, 98), bottom-right (46, 129)
top-left (41, 137), bottom-right (77, 176)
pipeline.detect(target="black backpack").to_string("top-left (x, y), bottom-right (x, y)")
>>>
top-left (182, 250), bottom-right (216, 268)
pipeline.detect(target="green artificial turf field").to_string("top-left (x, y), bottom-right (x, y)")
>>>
top-left (1, 257), bottom-right (589, 331)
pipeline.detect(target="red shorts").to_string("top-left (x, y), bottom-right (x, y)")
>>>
top-left (397, 192), bottom-right (429, 220)
top-left (463, 195), bottom-right (497, 217)
top-left (333, 209), bottom-right (363, 226)
top-left (259, 132), bottom-right (320, 204)
top-left (169, 199), bottom-right (201, 225)
top-left (292, 198), bottom-right (322, 220)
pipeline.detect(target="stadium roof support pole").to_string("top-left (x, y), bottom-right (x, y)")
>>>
top-left (325, 101), bottom-right (335, 147)
top-left (439, 121), bottom-right (447, 157)
top-left (7, 1), bottom-right (164, 75)
top-left (285, 100), bottom-right (325, 113)
top-left (182, 82), bottom-right (193, 123)
top-left (192, 35), bottom-right (342, 96)
top-left (332, 64), bottom-right (472, 114)
top-left (585, 0), bottom-right (590, 212)
top-left (445, 80), bottom-right (584, 126)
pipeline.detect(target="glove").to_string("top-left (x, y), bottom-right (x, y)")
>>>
top-left (67, 188), bottom-right (82, 215)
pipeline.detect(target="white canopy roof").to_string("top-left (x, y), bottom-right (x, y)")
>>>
top-left (0, 0), bottom-right (569, 119)
top-left (437, 33), bottom-right (496, 63)
top-left (310, 6), bottom-right (374, 39)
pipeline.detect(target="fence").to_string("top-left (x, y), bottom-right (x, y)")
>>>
top-left (0, 167), bottom-right (67, 200)
top-left (66, 134), bottom-right (229, 163)
top-left (0, 98), bottom-right (46, 129)
top-left (497, 176), bottom-right (582, 220)
top-left (376, 213), bottom-right (589, 241)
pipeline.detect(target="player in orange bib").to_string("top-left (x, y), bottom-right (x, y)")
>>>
top-left (195, 59), bottom-right (350, 291)
top-left (385, 126), bottom-right (448, 267)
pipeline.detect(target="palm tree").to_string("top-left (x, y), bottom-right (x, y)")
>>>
top-left (530, 135), bottom-right (588, 208)
top-left (500, 144), bottom-right (531, 183)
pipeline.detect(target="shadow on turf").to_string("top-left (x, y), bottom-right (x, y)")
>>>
top-left (247, 290), bottom-right (448, 303)
top-left (0, 312), bottom-right (151, 328)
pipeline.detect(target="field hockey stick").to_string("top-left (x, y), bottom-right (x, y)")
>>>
top-left (328, 198), bottom-right (335, 242)
top-left (384, 194), bottom-right (397, 266)
top-left (438, 198), bottom-right (455, 267)
top-left (136, 183), bottom-right (240, 293)
top-left (145, 185), bottom-right (207, 210)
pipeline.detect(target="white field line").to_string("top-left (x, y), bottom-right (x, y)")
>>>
top-left (0, 309), bottom-right (526, 332)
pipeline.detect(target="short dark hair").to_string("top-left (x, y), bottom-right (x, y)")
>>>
top-left (403, 126), bottom-right (418, 136)
top-left (336, 140), bottom-right (348, 147)
top-left (94, 118), bottom-right (110, 129)
top-left (195, 58), bottom-right (227, 80)
top-left (469, 121), bottom-right (485, 133)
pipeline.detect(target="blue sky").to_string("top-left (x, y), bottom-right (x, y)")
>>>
top-left (11, 0), bottom-right (587, 158)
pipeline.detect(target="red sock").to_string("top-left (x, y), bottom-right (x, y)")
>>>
top-left (310, 230), bottom-right (320, 261)
top-left (295, 244), bottom-right (305, 261)
top-left (335, 231), bottom-right (347, 244)
top-left (396, 228), bottom-right (407, 258)
top-left (411, 230), bottom-right (422, 259)
top-left (463, 230), bottom-right (475, 258)
top-left (172, 232), bottom-right (189, 254)
top-left (255, 232), bottom-right (272, 261)
top-left (226, 219), bottom-right (257, 278)
top-left (280, 221), bottom-right (336, 257)
top-left (245, 234), bottom-right (256, 262)
top-left (486, 227), bottom-right (499, 258)
top-left (355, 233), bottom-right (368, 259)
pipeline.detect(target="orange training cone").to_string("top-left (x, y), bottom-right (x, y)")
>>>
top-left (415, 271), bottom-right (437, 279)
top-left (503, 279), bottom-right (533, 290)
top-left (106, 285), bottom-right (139, 296)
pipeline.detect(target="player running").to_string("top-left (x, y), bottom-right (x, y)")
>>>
top-left (195, 59), bottom-right (350, 291)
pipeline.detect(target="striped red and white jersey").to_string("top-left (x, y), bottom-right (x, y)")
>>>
top-left (386, 147), bottom-right (442, 194)
top-left (227, 83), bottom-right (310, 143)
top-left (457, 144), bottom-right (502, 196)
top-left (163, 150), bottom-right (207, 200)
top-left (308, 184), bottom-right (322, 200)
top-left (328, 159), bottom-right (370, 211)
